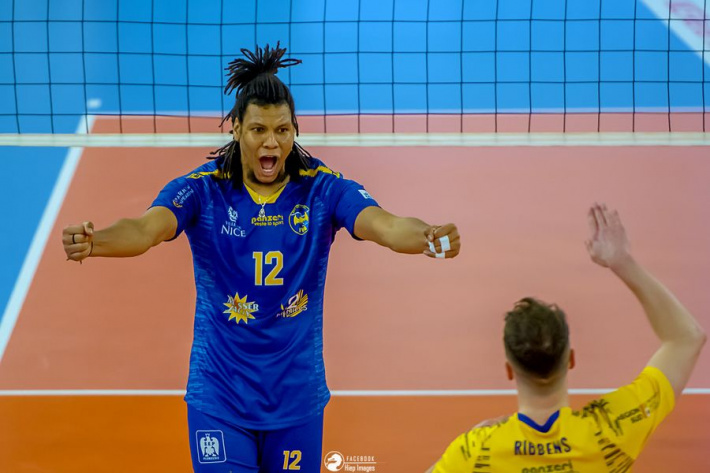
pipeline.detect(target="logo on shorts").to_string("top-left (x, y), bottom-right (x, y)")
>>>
top-left (196, 430), bottom-right (226, 464)
top-left (289, 204), bottom-right (310, 235)
top-left (324, 451), bottom-right (345, 471)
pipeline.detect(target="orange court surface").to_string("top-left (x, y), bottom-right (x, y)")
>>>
top-left (1, 131), bottom-right (709, 471)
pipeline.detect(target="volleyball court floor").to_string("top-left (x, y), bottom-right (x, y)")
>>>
top-left (0, 119), bottom-right (709, 472)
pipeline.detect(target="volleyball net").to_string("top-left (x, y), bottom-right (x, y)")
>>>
top-left (1, 0), bottom-right (709, 146)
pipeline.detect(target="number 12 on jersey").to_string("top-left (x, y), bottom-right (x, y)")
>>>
top-left (253, 251), bottom-right (284, 286)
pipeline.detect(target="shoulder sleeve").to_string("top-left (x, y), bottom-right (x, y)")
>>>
top-left (327, 176), bottom-right (379, 238)
top-left (150, 175), bottom-right (201, 240)
top-left (595, 366), bottom-right (675, 458)
top-left (433, 431), bottom-right (478, 473)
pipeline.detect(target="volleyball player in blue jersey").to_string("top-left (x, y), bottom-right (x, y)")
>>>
top-left (62, 43), bottom-right (461, 472)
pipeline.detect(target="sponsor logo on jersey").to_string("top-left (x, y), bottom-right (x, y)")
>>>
top-left (172, 186), bottom-right (194, 208)
top-left (223, 292), bottom-right (259, 324)
top-left (358, 189), bottom-right (373, 200)
top-left (617, 401), bottom-right (653, 424)
top-left (196, 430), bottom-right (226, 464)
top-left (289, 205), bottom-right (310, 235)
top-left (221, 206), bottom-right (246, 238)
top-left (251, 214), bottom-right (285, 227)
top-left (277, 290), bottom-right (308, 318)
top-left (521, 459), bottom-right (576, 473)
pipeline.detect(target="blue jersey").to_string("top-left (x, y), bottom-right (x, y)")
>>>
top-left (151, 157), bottom-right (379, 429)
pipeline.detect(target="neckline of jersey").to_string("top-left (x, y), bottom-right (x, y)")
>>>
top-left (243, 182), bottom-right (289, 205)
top-left (517, 410), bottom-right (561, 433)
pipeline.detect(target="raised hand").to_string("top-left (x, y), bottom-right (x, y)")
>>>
top-left (585, 203), bottom-right (631, 269)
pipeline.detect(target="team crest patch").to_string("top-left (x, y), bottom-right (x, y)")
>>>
top-left (289, 204), bottom-right (310, 235)
top-left (196, 430), bottom-right (226, 464)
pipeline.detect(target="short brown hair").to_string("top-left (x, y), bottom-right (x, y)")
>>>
top-left (503, 297), bottom-right (570, 379)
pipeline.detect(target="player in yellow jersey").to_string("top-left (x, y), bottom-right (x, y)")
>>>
top-left (427, 203), bottom-right (706, 473)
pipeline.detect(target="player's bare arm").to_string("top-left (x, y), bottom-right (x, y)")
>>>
top-left (63, 206), bottom-right (177, 262)
top-left (586, 203), bottom-right (706, 399)
top-left (353, 206), bottom-right (460, 258)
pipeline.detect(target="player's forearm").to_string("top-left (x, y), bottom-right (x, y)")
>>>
top-left (382, 216), bottom-right (431, 254)
top-left (611, 256), bottom-right (706, 345)
top-left (91, 218), bottom-right (158, 258)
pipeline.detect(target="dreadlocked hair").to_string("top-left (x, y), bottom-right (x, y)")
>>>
top-left (210, 42), bottom-right (311, 188)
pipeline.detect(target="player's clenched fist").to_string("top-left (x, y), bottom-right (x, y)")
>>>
top-left (424, 223), bottom-right (461, 259)
top-left (63, 221), bottom-right (94, 262)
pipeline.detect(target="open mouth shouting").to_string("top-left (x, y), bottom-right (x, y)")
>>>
top-left (258, 155), bottom-right (279, 179)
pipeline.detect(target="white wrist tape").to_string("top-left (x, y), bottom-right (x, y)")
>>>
top-left (439, 235), bottom-right (451, 252)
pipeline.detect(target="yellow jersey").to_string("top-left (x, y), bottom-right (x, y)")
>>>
top-left (433, 367), bottom-right (674, 473)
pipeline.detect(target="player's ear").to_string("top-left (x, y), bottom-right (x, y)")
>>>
top-left (505, 361), bottom-right (514, 381)
top-left (568, 349), bottom-right (576, 370)
top-left (232, 120), bottom-right (241, 142)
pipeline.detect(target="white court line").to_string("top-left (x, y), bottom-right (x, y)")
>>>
top-left (1, 132), bottom-right (710, 148)
top-left (0, 388), bottom-right (708, 397)
top-left (0, 116), bottom-right (95, 364)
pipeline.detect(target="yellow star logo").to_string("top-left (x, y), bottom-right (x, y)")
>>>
top-left (223, 292), bottom-right (258, 324)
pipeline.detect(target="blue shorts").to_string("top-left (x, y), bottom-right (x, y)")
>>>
top-left (187, 404), bottom-right (324, 473)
